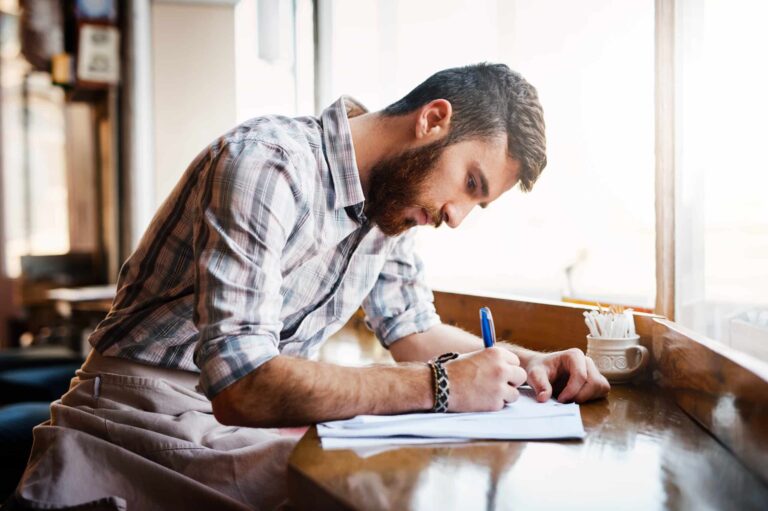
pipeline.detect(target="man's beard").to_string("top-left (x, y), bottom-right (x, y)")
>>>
top-left (364, 139), bottom-right (447, 236)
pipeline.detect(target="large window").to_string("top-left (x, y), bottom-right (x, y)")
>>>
top-left (320, 0), bottom-right (768, 362)
top-left (235, 0), bottom-right (314, 121)
top-left (675, 0), bottom-right (768, 358)
top-left (320, 0), bottom-right (656, 308)
top-left (1, 0), bottom-right (69, 278)
top-left (150, 0), bottom-right (314, 210)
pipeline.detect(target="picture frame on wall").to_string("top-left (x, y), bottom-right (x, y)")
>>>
top-left (76, 23), bottom-right (119, 85)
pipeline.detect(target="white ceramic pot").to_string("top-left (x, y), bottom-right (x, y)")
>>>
top-left (586, 335), bottom-right (649, 383)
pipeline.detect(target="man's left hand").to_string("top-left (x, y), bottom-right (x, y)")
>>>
top-left (523, 348), bottom-right (610, 403)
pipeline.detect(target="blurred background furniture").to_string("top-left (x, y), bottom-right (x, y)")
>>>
top-left (0, 343), bottom-right (84, 501)
top-left (0, 282), bottom-right (111, 501)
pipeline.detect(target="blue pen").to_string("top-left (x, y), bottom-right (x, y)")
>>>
top-left (479, 307), bottom-right (497, 348)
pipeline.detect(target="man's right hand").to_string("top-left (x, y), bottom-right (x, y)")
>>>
top-left (444, 347), bottom-right (528, 412)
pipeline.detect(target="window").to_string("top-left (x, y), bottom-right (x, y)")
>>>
top-left (675, 0), bottom-right (768, 359)
top-left (150, 0), bottom-right (315, 210)
top-left (235, 0), bottom-right (314, 121)
top-left (1, 1), bottom-right (69, 278)
top-left (319, 0), bottom-right (656, 308)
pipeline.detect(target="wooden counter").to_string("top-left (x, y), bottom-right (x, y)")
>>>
top-left (288, 384), bottom-right (766, 510)
top-left (287, 292), bottom-right (768, 510)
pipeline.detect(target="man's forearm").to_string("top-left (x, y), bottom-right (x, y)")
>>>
top-left (211, 355), bottom-right (433, 428)
top-left (389, 323), bottom-right (541, 368)
top-left (388, 323), bottom-right (483, 362)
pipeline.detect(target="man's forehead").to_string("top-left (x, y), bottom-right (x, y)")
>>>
top-left (460, 139), bottom-right (520, 184)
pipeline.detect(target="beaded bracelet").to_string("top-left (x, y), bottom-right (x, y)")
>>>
top-left (428, 352), bottom-right (459, 413)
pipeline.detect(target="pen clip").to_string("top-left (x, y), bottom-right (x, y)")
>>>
top-left (486, 310), bottom-right (497, 345)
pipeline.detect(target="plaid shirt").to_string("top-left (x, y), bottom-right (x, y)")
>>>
top-left (89, 98), bottom-right (441, 399)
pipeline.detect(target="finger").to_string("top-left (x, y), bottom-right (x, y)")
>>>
top-left (595, 359), bottom-right (612, 396)
top-left (502, 383), bottom-right (520, 404)
top-left (505, 366), bottom-right (528, 387)
top-left (587, 356), bottom-right (611, 397)
top-left (556, 349), bottom-right (589, 403)
top-left (574, 380), bottom-right (598, 403)
top-left (526, 366), bottom-right (553, 402)
top-left (573, 376), bottom-right (610, 403)
top-left (574, 358), bottom-right (611, 403)
top-left (495, 347), bottom-right (521, 366)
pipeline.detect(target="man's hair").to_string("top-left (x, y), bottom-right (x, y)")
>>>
top-left (382, 63), bottom-right (547, 192)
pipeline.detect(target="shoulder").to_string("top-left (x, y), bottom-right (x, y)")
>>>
top-left (204, 114), bottom-right (320, 188)
top-left (224, 114), bottom-right (319, 163)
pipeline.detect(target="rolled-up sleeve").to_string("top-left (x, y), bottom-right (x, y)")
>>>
top-left (362, 231), bottom-right (441, 348)
top-left (192, 140), bottom-right (298, 399)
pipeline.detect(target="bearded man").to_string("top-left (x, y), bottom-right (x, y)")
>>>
top-left (12, 63), bottom-right (609, 510)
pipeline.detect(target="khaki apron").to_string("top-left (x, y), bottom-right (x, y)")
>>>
top-left (12, 350), bottom-right (299, 510)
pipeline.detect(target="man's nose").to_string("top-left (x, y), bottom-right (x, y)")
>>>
top-left (443, 202), bottom-right (473, 228)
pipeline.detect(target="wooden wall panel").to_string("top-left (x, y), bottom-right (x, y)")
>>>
top-left (433, 290), bottom-right (661, 354)
top-left (65, 103), bottom-right (99, 253)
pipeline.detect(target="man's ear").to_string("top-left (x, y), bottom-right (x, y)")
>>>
top-left (415, 99), bottom-right (452, 141)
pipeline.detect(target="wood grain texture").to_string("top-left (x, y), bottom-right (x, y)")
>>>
top-left (285, 305), bottom-right (768, 509)
top-left (65, 104), bottom-right (100, 253)
top-left (287, 385), bottom-right (768, 511)
top-left (97, 92), bottom-right (121, 283)
top-left (652, 318), bottom-right (768, 485)
top-left (433, 290), bottom-right (660, 356)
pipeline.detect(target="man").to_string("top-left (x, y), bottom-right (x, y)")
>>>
top-left (13, 63), bottom-right (609, 510)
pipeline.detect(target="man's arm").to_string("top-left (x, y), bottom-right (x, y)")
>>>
top-left (388, 323), bottom-right (484, 361)
top-left (189, 147), bottom-right (526, 427)
top-left (212, 348), bottom-right (527, 428)
top-left (389, 323), bottom-right (611, 404)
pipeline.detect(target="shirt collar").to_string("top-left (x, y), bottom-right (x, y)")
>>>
top-left (321, 96), bottom-right (368, 220)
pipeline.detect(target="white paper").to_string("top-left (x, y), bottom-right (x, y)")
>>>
top-left (318, 388), bottom-right (586, 450)
top-left (320, 436), bottom-right (467, 451)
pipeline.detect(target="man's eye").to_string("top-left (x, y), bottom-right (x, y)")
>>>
top-left (468, 175), bottom-right (477, 191)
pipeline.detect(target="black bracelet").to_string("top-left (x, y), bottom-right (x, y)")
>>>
top-left (429, 352), bottom-right (459, 413)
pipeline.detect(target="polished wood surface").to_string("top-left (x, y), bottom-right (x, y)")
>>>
top-left (287, 384), bottom-right (768, 510)
top-left (287, 298), bottom-right (768, 510)
top-left (652, 319), bottom-right (768, 484)
top-left (433, 290), bottom-right (661, 355)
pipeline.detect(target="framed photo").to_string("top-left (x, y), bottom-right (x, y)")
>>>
top-left (76, 23), bottom-right (120, 85)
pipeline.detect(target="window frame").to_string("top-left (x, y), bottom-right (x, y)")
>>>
top-left (655, 0), bottom-right (676, 320)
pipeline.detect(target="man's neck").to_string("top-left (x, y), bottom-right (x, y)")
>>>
top-left (348, 112), bottom-right (416, 198)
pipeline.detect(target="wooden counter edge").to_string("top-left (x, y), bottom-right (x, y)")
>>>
top-left (287, 427), bottom-right (357, 511)
top-left (652, 318), bottom-right (768, 487)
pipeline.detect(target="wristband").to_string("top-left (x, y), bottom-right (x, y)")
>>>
top-left (428, 352), bottom-right (459, 413)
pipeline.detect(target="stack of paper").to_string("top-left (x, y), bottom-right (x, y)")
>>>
top-left (318, 387), bottom-right (586, 449)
